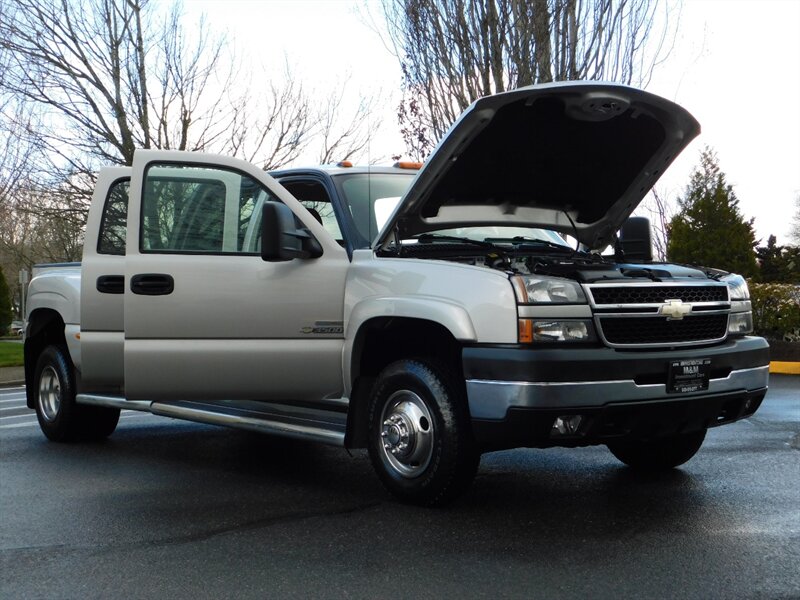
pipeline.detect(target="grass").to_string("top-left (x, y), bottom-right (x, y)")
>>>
top-left (0, 341), bottom-right (24, 367)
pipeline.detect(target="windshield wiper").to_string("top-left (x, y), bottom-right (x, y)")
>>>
top-left (411, 233), bottom-right (499, 249)
top-left (485, 236), bottom-right (573, 253)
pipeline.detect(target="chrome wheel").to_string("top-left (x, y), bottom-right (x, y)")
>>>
top-left (38, 365), bottom-right (61, 423)
top-left (378, 389), bottom-right (435, 478)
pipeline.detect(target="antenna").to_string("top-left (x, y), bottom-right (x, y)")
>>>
top-left (367, 111), bottom-right (373, 241)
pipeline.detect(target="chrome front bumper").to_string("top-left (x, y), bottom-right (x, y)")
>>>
top-left (466, 365), bottom-right (769, 420)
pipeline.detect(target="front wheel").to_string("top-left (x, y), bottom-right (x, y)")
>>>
top-left (34, 345), bottom-right (120, 442)
top-left (607, 429), bottom-right (707, 471)
top-left (367, 359), bottom-right (479, 506)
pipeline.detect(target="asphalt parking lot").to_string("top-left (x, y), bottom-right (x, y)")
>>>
top-left (1, 376), bottom-right (798, 599)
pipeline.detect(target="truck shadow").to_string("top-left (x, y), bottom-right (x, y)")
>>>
top-left (94, 422), bottom-right (721, 528)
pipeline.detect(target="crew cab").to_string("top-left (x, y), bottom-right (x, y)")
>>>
top-left (24, 82), bottom-right (769, 505)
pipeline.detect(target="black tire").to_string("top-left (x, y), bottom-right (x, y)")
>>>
top-left (33, 345), bottom-right (120, 442)
top-left (367, 359), bottom-right (479, 506)
top-left (607, 429), bottom-right (707, 471)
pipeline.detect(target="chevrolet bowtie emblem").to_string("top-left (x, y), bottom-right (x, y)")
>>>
top-left (660, 299), bottom-right (692, 320)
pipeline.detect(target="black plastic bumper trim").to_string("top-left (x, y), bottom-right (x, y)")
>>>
top-left (471, 387), bottom-right (767, 451)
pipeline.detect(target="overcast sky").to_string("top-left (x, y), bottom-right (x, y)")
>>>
top-left (185, 0), bottom-right (800, 245)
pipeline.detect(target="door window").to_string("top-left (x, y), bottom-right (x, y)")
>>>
top-left (140, 164), bottom-right (275, 254)
top-left (98, 179), bottom-right (130, 255)
top-left (280, 179), bottom-right (343, 243)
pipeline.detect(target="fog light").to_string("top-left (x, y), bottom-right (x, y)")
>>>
top-left (551, 415), bottom-right (584, 436)
top-left (532, 320), bottom-right (595, 342)
top-left (728, 312), bottom-right (753, 335)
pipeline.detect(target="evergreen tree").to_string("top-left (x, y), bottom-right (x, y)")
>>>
top-left (756, 235), bottom-right (800, 283)
top-left (0, 267), bottom-right (13, 336)
top-left (667, 148), bottom-right (757, 277)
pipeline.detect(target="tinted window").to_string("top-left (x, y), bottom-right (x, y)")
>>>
top-left (280, 179), bottom-right (343, 242)
top-left (98, 179), bottom-right (129, 255)
top-left (334, 173), bottom-right (415, 242)
top-left (141, 164), bottom-right (275, 254)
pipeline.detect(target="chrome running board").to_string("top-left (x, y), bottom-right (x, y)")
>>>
top-left (75, 394), bottom-right (346, 446)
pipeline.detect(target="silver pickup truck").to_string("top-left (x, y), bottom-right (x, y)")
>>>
top-left (24, 82), bottom-right (770, 505)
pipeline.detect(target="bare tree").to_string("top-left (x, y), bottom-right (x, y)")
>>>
top-left (224, 70), bottom-right (315, 171)
top-left (791, 193), bottom-right (800, 245)
top-left (0, 0), bottom-right (336, 271)
top-left (636, 187), bottom-right (673, 261)
top-left (379, 0), bottom-right (679, 157)
top-left (0, 0), bottom-right (326, 175)
top-left (315, 77), bottom-right (384, 165)
top-left (0, 0), bottom-right (240, 171)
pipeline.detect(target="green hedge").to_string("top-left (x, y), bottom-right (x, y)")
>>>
top-left (749, 282), bottom-right (800, 341)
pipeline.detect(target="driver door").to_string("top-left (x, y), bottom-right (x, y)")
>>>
top-left (123, 151), bottom-right (349, 402)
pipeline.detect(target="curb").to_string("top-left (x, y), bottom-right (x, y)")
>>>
top-left (769, 362), bottom-right (800, 375)
top-left (0, 379), bottom-right (25, 387)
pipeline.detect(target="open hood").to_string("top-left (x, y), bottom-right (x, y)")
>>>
top-left (375, 82), bottom-right (700, 251)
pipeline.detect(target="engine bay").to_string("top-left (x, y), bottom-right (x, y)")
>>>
top-left (380, 241), bottom-right (714, 283)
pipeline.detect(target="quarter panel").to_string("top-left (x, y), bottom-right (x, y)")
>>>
top-left (26, 270), bottom-right (81, 325)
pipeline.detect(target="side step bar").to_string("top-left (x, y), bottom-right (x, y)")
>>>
top-left (75, 394), bottom-right (346, 446)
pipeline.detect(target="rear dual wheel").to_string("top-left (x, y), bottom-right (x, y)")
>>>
top-left (367, 359), bottom-right (479, 506)
top-left (34, 345), bottom-right (119, 442)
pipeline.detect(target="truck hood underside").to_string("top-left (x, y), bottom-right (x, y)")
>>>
top-left (376, 82), bottom-right (700, 251)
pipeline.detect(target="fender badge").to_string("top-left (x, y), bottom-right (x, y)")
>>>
top-left (300, 321), bottom-right (344, 335)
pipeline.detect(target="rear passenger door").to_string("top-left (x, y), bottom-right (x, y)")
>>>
top-left (123, 151), bottom-right (349, 402)
top-left (80, 168), bottom-right (130, 392)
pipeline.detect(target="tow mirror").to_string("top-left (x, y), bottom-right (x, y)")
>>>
top-left (617, 216), bottom-right (653, 262)
top-left (261, 201), bottom-right (323, 261)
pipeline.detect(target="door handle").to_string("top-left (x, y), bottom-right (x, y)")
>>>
top-left (96, 275), bottom-right (124, 294)
top-left (130, 273), bottom-right (174, 296)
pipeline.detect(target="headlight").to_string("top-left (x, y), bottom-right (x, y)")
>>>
top-left (511, 275), bottom-right (587, 304)
top-left (519, 319), bottom-right (597, 343)
top-left (721, 273), bottom-right (750, 300)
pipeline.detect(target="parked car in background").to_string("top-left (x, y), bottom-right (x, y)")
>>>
top-left (10, 320), bottom-right (25, 338)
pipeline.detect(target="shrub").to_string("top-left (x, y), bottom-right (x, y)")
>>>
top-left (749, 282), bottom-right (800, 341)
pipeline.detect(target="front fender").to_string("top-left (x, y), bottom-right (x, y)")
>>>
top-left (342, 296), bottom-right (477, 394)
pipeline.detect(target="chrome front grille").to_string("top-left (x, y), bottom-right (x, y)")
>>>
top-left (587, 283), bottom-right (730, 348)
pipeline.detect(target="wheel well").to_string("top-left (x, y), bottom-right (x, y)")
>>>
top-left (345, 317), bottom-right (463, 449)
top-left (24, 309), bottom-right (67, 408)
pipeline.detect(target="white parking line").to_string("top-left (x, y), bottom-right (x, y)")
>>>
top-left (0, 412), bottom-right (35, 421)
top-left (0, 399), bottom-right (27, 405)
top-left (0, 411), bottom-right (154, 430)
top-left (0, 421), bottom-right (38, 429)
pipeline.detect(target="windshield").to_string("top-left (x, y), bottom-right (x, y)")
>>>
top-left (334, 171), bottom-right (571, 250)
top-left (333, 172), bottom-right (416, 244)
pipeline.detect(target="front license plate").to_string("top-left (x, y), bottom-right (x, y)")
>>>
top-left (667, 358), bottom-right (711, 393)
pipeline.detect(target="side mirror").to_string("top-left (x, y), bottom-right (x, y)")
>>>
top-left (261, 201), bottom-right (323, 261)
top-left (617, 216), bottom-right (653, 262)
